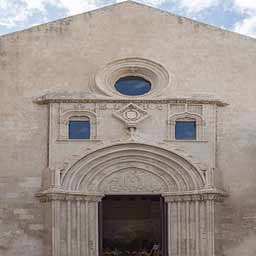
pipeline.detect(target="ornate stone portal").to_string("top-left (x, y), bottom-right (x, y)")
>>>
top-left (38, 143), bottom-right (226, 256)
top-left (36, 57), bottom-right (228, 256)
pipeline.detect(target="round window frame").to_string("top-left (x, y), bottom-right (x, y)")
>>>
top-left (114, 75), bottom-right (152, 96)
top-left (95, 58), bottom-right (171, 97)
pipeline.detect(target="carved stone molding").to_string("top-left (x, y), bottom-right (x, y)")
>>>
top-left (59, 109), bottom-right (98, 140)
top-left (95, 57), bottom-right (171, 97)
top-left (163, 188), bottom-right (228, 202)
top-left (113, 103), bottom-right (149, 128)
top-left (36, 189), bottom-right (104, 202)
top-left (35, 93), bottom-right (228, 106)
top-left (38, 143), bottom-right (228, 256)
top-left (167, 104), bottom-right (207, 141)
top-left (99, 168), bottom-right (168, 193)
top-left (61, 143), bottom-right (206, 192)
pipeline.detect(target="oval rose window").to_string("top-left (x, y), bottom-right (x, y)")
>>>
top-left (115, 76), bottom-right (151, 96)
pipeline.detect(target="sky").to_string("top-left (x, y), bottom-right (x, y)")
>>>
top-left (0, 0), bottom-right (256, 38)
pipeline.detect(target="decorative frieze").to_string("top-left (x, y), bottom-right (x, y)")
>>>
top-left (35, 93), bottom-right (228, 107)
top-left (99, 168), bottom-right (167, 193)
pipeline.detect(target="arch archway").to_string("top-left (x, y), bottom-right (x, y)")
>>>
top-left (61, 143), bottom-right (205, 193)
top-left (38, 143), bottom-right (226, 256)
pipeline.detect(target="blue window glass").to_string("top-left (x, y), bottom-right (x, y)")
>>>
top-left (175, 121), bottom-right (196, 140)
top-left (69, 120), bottom-right (90, 139)
top-left (115, 76), bottom-right (151, 96)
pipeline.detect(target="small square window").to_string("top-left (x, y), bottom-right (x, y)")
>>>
top-left (69, 121), bottom-right (90, 139)
top-left (175, 121), bottom-right (196, 140)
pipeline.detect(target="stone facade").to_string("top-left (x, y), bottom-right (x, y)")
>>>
top-left (0, 1), bottom-right (256, 256)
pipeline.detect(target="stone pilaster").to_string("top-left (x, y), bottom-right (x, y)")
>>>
top-left (37, 190), bottom-right (104, 256)
top-left (163, 189), bottom-right (227, 256)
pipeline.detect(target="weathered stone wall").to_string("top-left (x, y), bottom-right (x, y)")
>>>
top-left (0, 2), bottom-right (256, 255)
top-left (0, 177), bottom-right (45, 255)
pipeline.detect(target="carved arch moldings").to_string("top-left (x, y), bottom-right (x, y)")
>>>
top-left (59, 110), bottom-right (97, 140)
top-left (38, 143), bottom-right (227, 256)
top-left (61, 143), bottom-right (206, 194)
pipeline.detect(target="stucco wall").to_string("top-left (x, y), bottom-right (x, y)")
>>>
top-left (0, 2), bottom-right (256, 255)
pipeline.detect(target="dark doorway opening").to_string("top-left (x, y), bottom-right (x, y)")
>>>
top-left (99, 195), bottom-right (167, 256)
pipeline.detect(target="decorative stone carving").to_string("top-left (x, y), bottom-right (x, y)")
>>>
top-left (37, 143), bottom-right (227, 256)
top-left (33, 49), bottom-right (229, 256)
top-left (60, 143), bottom-right (206, 192)
top-left (36, 190), bottom-right (104, 202)
top-left (169, 103), bottom-right (203, 115)
top-left (35, 93), bottom-right (228, 106)
top-left (163, 188), bottom-right (227, 202)
top-left (59, 110), bottom-right (98, 140)
top-left (168, 111), bottom-right (206, 141)
top-left (95, 57), bottom-right (171, 97)
top-left (113, 103), bottom-right (149, 128)
top-left (99, 169), bottom-right (167, 193)
top-left (36, 89), bottom-right (228, 256)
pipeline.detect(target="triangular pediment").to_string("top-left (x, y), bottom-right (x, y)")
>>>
top-left (1, 0), bottom-right (254, 41)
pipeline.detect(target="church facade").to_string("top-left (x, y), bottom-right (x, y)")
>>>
top-left (0, 2), bottom-right (256, 256)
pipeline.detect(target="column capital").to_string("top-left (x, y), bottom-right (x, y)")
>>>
top-left (162, 188), bottom-right (228, 202)
top-left (36, 189), bottom-right (104, 202)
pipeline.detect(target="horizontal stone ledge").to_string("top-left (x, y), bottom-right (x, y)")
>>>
top-left (34, 93), bottom-right (228, 107)
top-left (162, 188), bottom-right (228, 202)
top-left (36, 188), bottom-right (228, 202)
top-left (36, 189), bottom-right (104, 202)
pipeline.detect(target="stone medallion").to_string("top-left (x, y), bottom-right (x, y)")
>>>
top-left (113, 103), bottom-right (149, 127)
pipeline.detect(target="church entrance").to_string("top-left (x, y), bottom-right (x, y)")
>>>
top-left (99, 195), bottom-right (167, 256)
top-left (39, 143), bottom-right (224, 256)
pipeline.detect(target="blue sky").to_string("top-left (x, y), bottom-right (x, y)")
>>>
top-left (0, 0), bottom-right (256, 38)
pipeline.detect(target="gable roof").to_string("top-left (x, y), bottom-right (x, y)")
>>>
top-left (0, 0), bottom-right (255, 42)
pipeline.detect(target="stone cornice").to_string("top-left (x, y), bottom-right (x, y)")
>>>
top-left (34, 93), bottom-right (228, 106)
top-left (36, 188), bottom-right (228, 202)
top-left (163, 188), bottom-right (228, 202)
top-left (36, 189), bottom-right (104, 202)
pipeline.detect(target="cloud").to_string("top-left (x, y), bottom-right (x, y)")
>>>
top-left (232, 0), bottom-right (256, 38)
top-left (116, 0), bottom-right (169, 6)
top-left (120, 0), bottom-right (220, 13)
top-left (0, 0), bottom-right (29, 28)
top-left (0, 0), bottom-right (100, 28)
top-left (56, 0), bottom-right (98, 15)
top-left (233, 0), bottom-right (256, 14)
top-left (172, 0), bottom-right (220, 14)
top-left (138, 0), bottom-right (168, 5)
top-left (234, 16), bottom-right (256, 38)
top-left (23, 0), bottom-right (48, 11)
